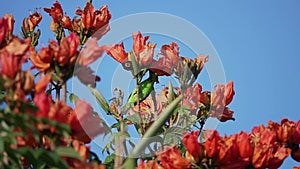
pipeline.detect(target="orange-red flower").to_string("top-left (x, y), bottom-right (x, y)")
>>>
top-left (61, 15), bottom-right (72, 30)
top-left (81, 2), bottom-right (95, 29)
top-left (210, 81), bottom-right (235, 122)
top-left (183, 83), bottom-right (202, 113)
top-left (93, 5), bottom-right (112, 32)
top-left (33, 93), bottom-right (51, 118)
top-left (78, 38), bottom-right (109, 66)
top-left (52, 32), bottom-right (79, 66)
top-left (106, 42), bottom-right (127, 63)
top-left (137, 160), bottom-right (164, 169)
top-left (132, 32), bottom-right (156, 66)
top-left (204, 130), bottom-right (221, 158)
top-left (44, 1), bottom-right (63, 22)
top-left (293, 120), bottom-right (300, 144)
top-left (157, 146), bottom-right (189, 169)
top-left (195, 54), bottom-right (209, 75)
top-left (132, 31), bottom-right (149, 57)
top-left (69, 99), bottom-right (106, 143)
top-left (0, 17), bottom-right (8, 43)
top-left (0, 50), bottom-right (19, 79)
top-left (151, 42), bottom-right (180, 76)
top-left (5, 37), bottom-right (30, 58)
top-left (217, 134), bottom-right (239, 164)
top-left (224, 80), bottom-right (235, 105)
top-left (4, 14), bottom-right (14, 36)
top-left (76, 3), bottom-right (112, 34)
top-left (237, 131), bottom-right (253, 159)
top-left (251, 126), bottom-right (291, 169)
top-left (182, 130), bottom-right (201, 160)
top-left (29, 47), bottom-right (51, 72)
top-left (218, 107), bottom-right (235, 122)
top-left (28, 11), bottom-right (42, 29)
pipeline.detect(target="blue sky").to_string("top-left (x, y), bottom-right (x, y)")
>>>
top-left (1, 0), bottom-right (300, 168)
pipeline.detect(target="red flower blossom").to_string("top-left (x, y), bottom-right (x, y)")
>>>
top-left (237, 131), bottom-right (253, 159)
top-left (210, 81), bottom-right (235, 122)
top-left (204, 130), bottom-right (221, 158)
top-left (293, 120), bottom-right (300, 144)
top-left (4, 14), bottom-right (14, 36)
top-left (217, 134), bottom-right (239, 164)
top-left (106, 42), bottom-right (127, 63)
top-left (0, 17), bottom-right (8, 43)
top-left (28, 11), bottom-right (42, 29)
top-left (182, 130), bottom-right (202, 160)
top-left (0, 50), bottom-right (19, 79)
top-left (137, 160), bottom-right (164, 169)
top-left (29, 47), bottom-right (51, 72)
top-left (5, 37), bottom-right (30, 58)
top-left (78, 38), bottom-right (109, 66)
top-left (49, 101), bottom-right (72, 124)
top-left (66, 32), bottom-right (79, 57)
top-left (76, 3), bottom-right (111, 34)
top-left (44, 1), bottom-right (63, 22)
top-left (132, 32), bottom-right (156, 67)
top-left (33, 93), bottom-right (51, 118)
top-left (157, 146), bottom-right (189, 169)
top-left (132, 31), bottom-right (149, 57)
top-left (69, 99), bottom-right (106, 143)
top-left (81, 2), bottom-right (95, 29)
top-left (93, 5), bottom-right (112, 32)
top-left (52, 33), bottom-right (79, 66)
top-left (151, 42), bottom-right (180, 76)
top-left (195, 54), bottom-right (209, 75)
top-left (224, 80), bottom-right (235, 105)
top-left (61, 15), bottom-right (72, 30)
top-left (183, 83), bottom-right (202, 113)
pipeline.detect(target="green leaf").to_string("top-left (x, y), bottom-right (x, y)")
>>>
top-left (69, 93), bottom-right (79, 103)
top-left (104, 153), bottom-right (116, 164)
top-left (54, 147), bottom-right (82, 160)
top-left (88, 85), bottom-right (111, 115)
top-left (163, 127), bottom-right (185, 145)
top-left (126, 113), bottom-right (141, 125)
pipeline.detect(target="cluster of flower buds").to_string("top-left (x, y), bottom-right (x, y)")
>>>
top-left (44, 1), bottom-right (112, 45)
top-left (21, 11), bottom-right (42, 46)
top-left (137, 118), bottom-right (300, 169)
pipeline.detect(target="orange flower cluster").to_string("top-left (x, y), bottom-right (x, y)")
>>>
top-left (137, 118), bottom-right (300, 169)
top-left (107, 32), bottom-right (208, 78)
top-left (29, 32), bottom-right (79, 71)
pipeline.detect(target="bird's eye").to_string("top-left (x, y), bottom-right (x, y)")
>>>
top-left (122, 61), bottom-right (132, 70)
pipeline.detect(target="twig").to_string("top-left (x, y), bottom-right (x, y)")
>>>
top-left (62, 82), bottom-right (66, 103)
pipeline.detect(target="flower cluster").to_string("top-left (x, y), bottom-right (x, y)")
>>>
top-left (0, 1), bottom-right (111, 168)
top-left (137, 118), bottom-right (300, 169)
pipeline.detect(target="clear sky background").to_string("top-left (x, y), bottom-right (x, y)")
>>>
top-left (1, 0), bottom-right (300, 168)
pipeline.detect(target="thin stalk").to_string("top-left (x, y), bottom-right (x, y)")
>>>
top-left (62, 83), bottom-right (66, 103)
top-left (55, 84), bottom-right (60, 102)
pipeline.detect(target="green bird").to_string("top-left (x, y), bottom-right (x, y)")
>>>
top-left (124, 71), bottom-right (158, 111)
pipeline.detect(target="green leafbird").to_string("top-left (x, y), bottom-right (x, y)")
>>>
top-left (124, 71), bottom-right (158, 111)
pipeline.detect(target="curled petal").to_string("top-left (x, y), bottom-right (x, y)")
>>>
top-left (29, 47), bottom-right (50, 71)
top-left (106, 42), bottom-right (127, 63)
